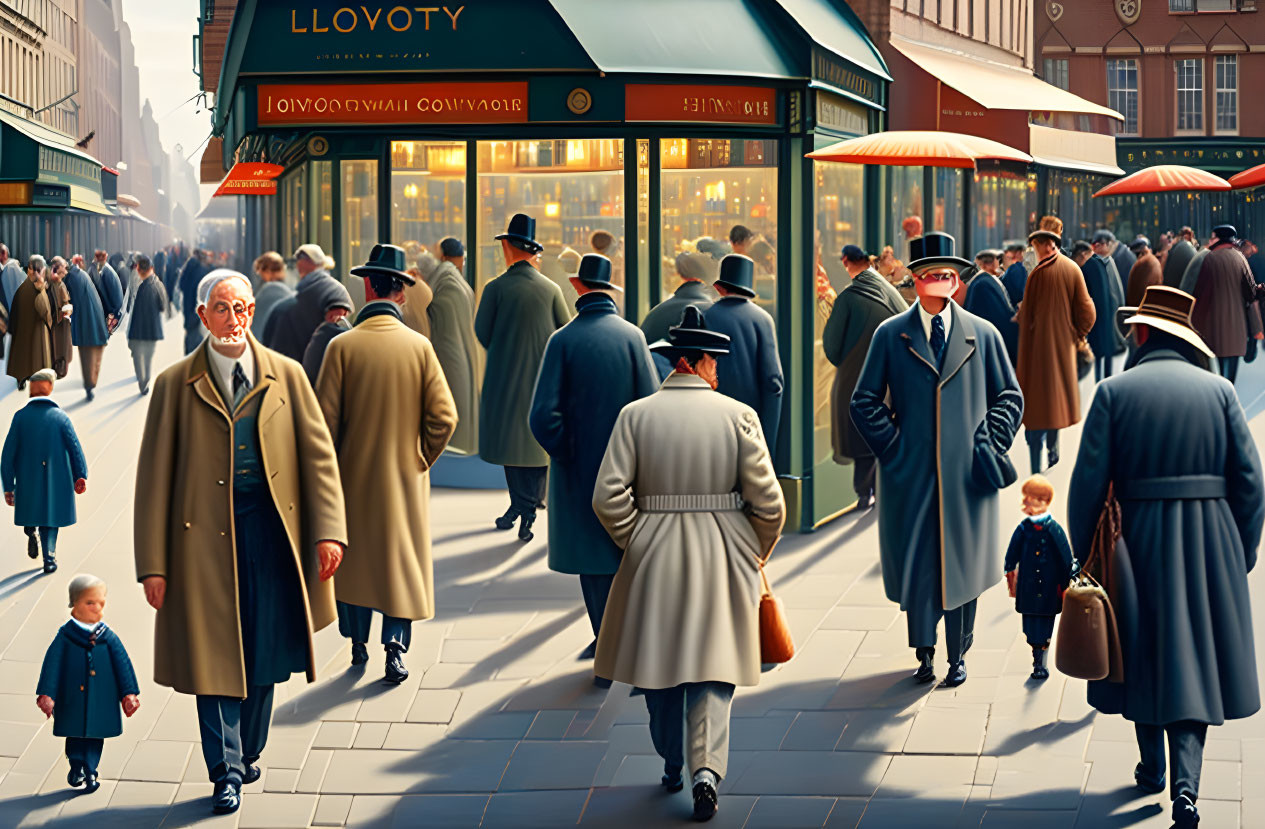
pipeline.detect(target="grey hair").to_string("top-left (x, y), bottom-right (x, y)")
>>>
top-left (68, 573), bottom-right (107, 607)
top-left (27, 254), bottom-right (45, 273)
top-left (197, 268), bottom-right (254, 309)
top-left (50, 256), bottom-right (66, 269)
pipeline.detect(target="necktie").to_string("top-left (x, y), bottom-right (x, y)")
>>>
top-left (930, 315), bottom-right (946, 371)
top-left (232, 362), bottom-right (251, 409)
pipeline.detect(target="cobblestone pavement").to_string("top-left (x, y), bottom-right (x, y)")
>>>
top-left (0, 321), bottom-right (1261, 828)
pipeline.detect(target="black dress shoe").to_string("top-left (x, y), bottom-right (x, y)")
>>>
top-left (579, 639), bottom-right (597, 660)
top-left (27, 534), bottom-right (38, 559)
top-left (691, 779), bottom-right (718, 822)
top-left (242, 764), bottom-right (262, 785)
top-left (211, 781), bottom-right (241, 814)
top-left (67, 765), bottom-right (86, 788)
top-left (384, 646), bottom-right (409, 684)
top-left (350, 642), bottom-right (369, 666)
top-left (1172, 793), bottom-right (1199, 828)
top-left (856, 492), bottom-right (875, 510)
top-left (518, 513), bottom-right (535, 542)
top-left (1134, 763), bottom-right (1166, 794)
top-left (939, 660), bottom-right (968, 688)
top-left (85, 389), bottom-right (94, 402)
top-left (43, 560), bottom-right (57, 575)
top-left (495, 508), bottom-right (518, 530)
top-left (1030, 647), bottom-right (1050, 681)
top-left (82, 773), bottom-right (100, 794)
top-left (913, 647), bottom-right (935, 684)
top-left (661, 764), bottom-right (683, 793)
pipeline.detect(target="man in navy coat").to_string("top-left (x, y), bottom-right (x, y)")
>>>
top-left (529, 254), bottom-right (659, 673)
top-left (1000, 240), bottom-right (1028, 306)
top-left (64, 257), bottom-right (108, 400)
top-left (86, 250), bottom-right (124, 334)
top-left (1084, 233), bottom-right (1126, 380)
top-left (704, 254), bottom-right (784, 452)
top-left (851, 232), bottom-right (1024, 688)
top-left (964, 249), bottom-right (1019, 367)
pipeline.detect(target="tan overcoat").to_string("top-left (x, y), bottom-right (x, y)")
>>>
top-left (400, 279), bottom-right (434, 340)
top-left (7, 278), bottom-right (52, 382)
top-left (593, 372), bottom-right (785, 689)
top-left (1015, 252), bottom-right (1096, 430)
top-left (315, 309), bottom-right (457, 620)
top-left (134, 335), bottom-right (348, 698)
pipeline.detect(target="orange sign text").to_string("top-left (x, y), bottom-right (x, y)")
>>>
top-left (625, 84), bottom-right (778, 125)
top-left (258, 82), bottom-right (528, 126)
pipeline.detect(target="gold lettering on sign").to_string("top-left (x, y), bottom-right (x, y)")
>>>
top-left (289, 5), bottom-right (465, 34)
top-left (415, 7), bottom-right (438, 29)
top-left (387, 6), bottom-right (411, 30)
top-left (362, 6), bottom-right (381, 29)
top-left (291, 9), bottom-right (307, 32)
top-left (333, 8), bottom-right (356, 32)
top-left (311, 9), bottom-right (330, 32)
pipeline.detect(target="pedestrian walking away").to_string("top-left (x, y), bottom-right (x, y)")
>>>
top-left (1179, 225), bottom-right (1260, 384)
top-left (126, 255), bottom-right (169, 395)
top-left (7, 256), bottom-right (54, 390)
top-left (64, 255), bottom-right (108, 400)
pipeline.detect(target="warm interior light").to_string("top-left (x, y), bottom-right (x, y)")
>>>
top-left (545, 202), bottom-right (560, 218)
top-left (403, 183), bottom-right (419, 199)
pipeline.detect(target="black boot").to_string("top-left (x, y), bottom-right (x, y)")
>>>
top-left (518, 512), bottom-right (535, 542)
top-left (1172, 793), bottom-right (1199, 828)
top-left (691, 771), bottom-right (719, 822)
top-left (67, 764), bottom-right (86, 788)
top-left (661, 763), bottom-right (683, 793)
top-left (350, 642), bottom-right (369, 667)
top-left (211, 780), bottom-right (241, 814)
top-left (913, 647), bottom-right (935, 684)
top-left (495, 507), bottom-right (517, 530)
top-left (384, 644), bottom-right (409, 684)
top-left (43, 557), bottom-right (57, 575)
top-left (1046, 434), bottom-right (1060, 468)
top-left (82, 772), bottom-right (99, 794)
top-left (578, 639), bottom-right (597, 660)
top-left (939, 660), bottom-right (968, 688)
top-left (1030, 646), bottom-right (1050, 681)
top-left (26, 530), bottom-right (38, 560)
top-left (242, 764), bottom-right (262, 785)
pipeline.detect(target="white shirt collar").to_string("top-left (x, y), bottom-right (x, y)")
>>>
top-left (917, 301), bottom-right (952, 345)
top-left (69, 616), bottom-right (99, 633)
top-left (205, 339), bottom-right (256, 405)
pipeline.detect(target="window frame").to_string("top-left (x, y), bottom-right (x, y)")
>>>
top-left (1105, 58), bottom-right (1139, 136)
top-left (1214, 54), bottom-right (1238, 135)
top-left (1042, 58), bottom-right (1069, 91)
top-left (1174, 57), bottom-right (1205, 134)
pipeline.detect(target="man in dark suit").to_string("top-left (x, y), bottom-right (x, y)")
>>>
top-left (178, 249), bottom-right (211, 353)
top-left (640, 251), bottom-right (716, 346)
top-left (964, 249), bottom-right (1019, 367)
top-left (262, 244), bottom-right (352, 362)
top-left (86, 249), bottom-right (124, 335)
top-left (1000, 240), bottom-right (1028, 306)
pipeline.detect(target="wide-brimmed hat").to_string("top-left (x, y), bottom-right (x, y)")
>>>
top-left (350, 244), bottom-right (416, 285)
top-left (667, 305), bottom-right (731, 354)
top-left (908, 232), bottom-right (970, 275)
top-left (1117, 285), bottom-right (1214, 358)
top-left (494, 213), bottom-right (543, 254)
top-left (575, 253), bottom-right (621, 292)
top-left (714, 254), bottom-right (757, 297)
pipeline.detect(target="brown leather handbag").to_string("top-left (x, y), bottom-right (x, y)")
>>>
top-left (758, 551), bottom-right (795, 664)
top-left (1055, 486), bottom-right (1124, 681)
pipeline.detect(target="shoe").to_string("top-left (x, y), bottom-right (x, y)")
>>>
top-left (1134, 763), bottom-right (1166, 795)
top-left (691, 778), bottom-right (719, 822)
top-left (593, 676), bottom-right (612, 689)
top-left (1046, 448), bottom-right (1059, 468)
top-left (85, 389), bottom-right (94, 402)
top-left (67, 765), bottom-right (86, 788)
top-left (242, 764), bottom-right (261, 785)
top-left (856, 492), bottom-right (875, 510)
top-left (913, 647), bottom-right (935, 684)
top-left (140, 386), bottom-right (150, 396)
top-left (27, 534), bottom-right (38, 559)
top-left (495, 508), bottom-right (518, 530)
top-left (1172, 793), bottom-right (1199, 828)
top-left (661, 764), bottom-right (684, 793)
top-left (43, 560), bottom-right (57, 575)
top-left (518, 513), bottom-right (535, 542)
top-left (350, 642), bottom-right (369, 666)
top-left (579, 639), bottom-right (597, 660)
top-left (211, 780), bottom-right (241, 814)
top-left (939, 660), bottom-right (968, 688)
top-left (82, 773), bottom-right (99, 794)
top-left (384, 646), bottom-right (409, 684)
top-left (16, 381), bottom-right (24, 390)
top-left (1030, 647), bottom-right (1050, 681)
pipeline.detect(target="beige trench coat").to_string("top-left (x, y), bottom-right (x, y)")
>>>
top-left (134, 335), bottom-right (348, 698)
top-left (593, 372), bottom-right (785, 689)
top-left (315, 310), bottom-right (457, 620)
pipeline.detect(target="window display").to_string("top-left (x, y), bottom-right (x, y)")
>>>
top-left (972, 164), bottom-right (1035, 250)
top-left (933, 167), bottom-right (963, 242)
top-left (391, 141), bottom-right (466, 273)
top-left (341, 159), bottom-right (378, 304)
top-left (885, 165), bottom-right (922, 261)
top-left (310, 161), bottom-right (333, 269)
top-left (280, 165), bottom-right (306, 260)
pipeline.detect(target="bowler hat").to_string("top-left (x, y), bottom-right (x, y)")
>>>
top-left (667, 305), bottom-right (731, 354)
top-left (1213, 224), bottom-right (1238, 241)
top-left (1116, 285), bottom-right (1214, 359)
top-left (575, 253), bottom-right (621, 292)
top-left (908, 232), bottom-right (970, 275)
top-left (841, 244), bottom-right (868, 263)
top-left (495, 213), bottom-right (544, 254)
top-left (1128, 235), bottom-right (1151, 252)
top-left (714, 254), bottom-right (756, 297)
top-left (1091, 229), bottom-right (1116, 245)
top-left (350, 244), bottom-right (416, 286)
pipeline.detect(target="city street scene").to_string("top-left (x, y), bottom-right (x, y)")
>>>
top-left (0, 0), bottom-right (1263, 827)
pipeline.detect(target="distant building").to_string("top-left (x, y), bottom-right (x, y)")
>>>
top-left (0, 0), bottom-right (78, 135)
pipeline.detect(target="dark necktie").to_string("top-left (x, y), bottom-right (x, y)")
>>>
top-left (232, 362), bottom-right (251, 408)
top-left (930, 315), bottom-right (946, 371)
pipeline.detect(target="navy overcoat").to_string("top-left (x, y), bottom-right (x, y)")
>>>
top-left (1001, 261), bottom-right (1027, 306)
top-left (530, 293), bottom-right (659, 574)
top-left (1003, 517), bottom-right (1077, 615)
top-left (851, 303), bottom-right (1024, 610)
top-left (1082, 255), bottom-right (1124, 356)
top-left (963, 273), bottom-right (1019, 366)
top-left (639, 280), bottom-right (716, 345)
top-left (64, 266), bottom-right (108, 347)
top-left (127, 277), bottom-right (168, 341)
top-left (1069, 346), bottom-right (1263, 726)
top-left (87, 261), bottom-right (124, 321)
top-left (1, 398), bottom-right (87, 527)
top-left (705, 296), bottom-right (784, 450)
top-left (37, 621), bottom-right (139, 739)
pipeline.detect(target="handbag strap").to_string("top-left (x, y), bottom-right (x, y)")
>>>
top-left (1083, 482), bottom-right (1120, 586)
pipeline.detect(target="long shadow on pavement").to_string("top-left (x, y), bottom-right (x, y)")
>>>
top-left (0, 567), bottom-right (48, 602)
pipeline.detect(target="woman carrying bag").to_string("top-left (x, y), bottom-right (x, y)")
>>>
top-left (592, 306), bottom-right (786, 823)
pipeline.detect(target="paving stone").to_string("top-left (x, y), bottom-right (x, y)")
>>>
top-left (147, 693), bottom-right (201, 742)
top-left (447, 711), bottom-right (535, 740)
top-left (903, 706), bottom-right (988, 755)
top-left (295, 749), bottom-right (334, 794)
top-left (262, 722), bottom-right (320, 770)
top-left (1199, 760), bottom-right (1241, 801)
top-left (0, 722), bottom-right (41, 759)
top-left (264, 768), bottom-right (299, 793)
top-left (405, 689), bottom-right (462, 723)
top-left (238, 792), bottom-right (318, 828)
top-left (579, 784), bottom-right (756, 827)
top-left (731, 714), bottom-right (797, 751)
top-left (357, 677), bottom-right (423, 723)
top-left (525, 709), bottom-right (577, 740)
top-left (744, 795), bottom-right (837, 828)
top-left (106, 780), bottom-right (177, 808)
top-left (313, 793), bottom-right (354, 826)
top-left (976, 756), bottom-right (999, 786)
top-left (119, 739), bottom-right (192, 783)
top-left (1205, 738), bottom-right (1241, 761)
top-left (833, 707), bottom-right (919, 752)
top-left (352, 722), bottom-right (390, 749)
top-left (321, 742), bottom-right (516, 794)
top-left (823, 796), bottom-right (868, 827)
top-left (481, 789), bottom-right (589, 826)
top-left (382, 723), bottom-right (448, 750)
top-left (57, 779), bottom-right (120, 819)
top-left (989, 757), bottom-right (1088, 809)
top-left (728, 751), bottom-right (891, 797)
top-left (608, 754), bottom-right (664, 787)
top-left (857, 787), bottom-right (969, 827)
top-left (820, 606), bottom-right (900, 631)
top-left (0, 661), bottom-right (40, 695)
top-left (314, 721), bottom-right (358, 750)
top-left (980, 808), bottom-right (1078, 827)
top-left (875, 755), bottom-right (977, 797)
top-left (499, 741), bottom-right (607, 790)
top-left (389, 794), bottom-right (492, 827)
top-left (782, 711), bottom-right (850, 751)
top-left (0, 695), bottom-right (50, 726)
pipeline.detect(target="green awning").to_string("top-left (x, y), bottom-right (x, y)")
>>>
top-left (772, 0), bottom-right (891, 81)
top-left (0, 109), bottom-right (111, 213)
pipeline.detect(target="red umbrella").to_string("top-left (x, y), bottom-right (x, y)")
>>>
top-left (1092, 165), bottom-right (1230, 198)
top-left (806, 131), bottom-right (1032, 169)
top-left (1229, 163), bottom-right (1265, 190)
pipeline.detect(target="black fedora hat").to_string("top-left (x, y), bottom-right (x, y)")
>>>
top-left (350, 243), bottom-right (416, 285)
top-left (714, 254), bottom-right (756, 297)
top-left (494, 213), bottom-right (544, 254)
top-left (575, 253), bottom-right (621, 292)
top-left (668, 305), bottom-right (731, 354)
top-left (908, 232), bottom-right (971, 275)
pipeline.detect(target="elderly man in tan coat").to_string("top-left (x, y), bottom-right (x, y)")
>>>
top-left (593, 305), bottom-right (785, 823)
top-left (135, 269), bottom-right (347, 816)
top-left (316, 244), bottom-right (457, 685)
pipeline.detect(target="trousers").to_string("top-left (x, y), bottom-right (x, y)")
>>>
top-left (1135, 720), bottom-right (1209, 801)
top-left (579, 574), bottom-right (615, 637)
top-left (129, 339), bottom-right (157, 392)
top-left (644, 681), bottom-right (735, 779)
top-left (504, 466), bottom-right (547, 515)
top-left (336, 601), bottom-right (412, 650)
top-left (853, 456), bottom-right (877, 500)
top-left (65, 737), bottom-right (103, 775)
top-left (1094, 354), bottom-right (1114, 382)
top-left (1219, 356), bottom-right (1241, 384)
top-left (905, 507), bottom-right (976, 664)
top-left (78, 345), bottom-right (103, 391)
top-left (1025, 428), bottom-right (1060, 474)
top-left (1022, 613), bottom-right (1056, 646)
top-left (24, 526), bottom-right (58, 564)
top-left (196, 685), bottom-right (276, 784)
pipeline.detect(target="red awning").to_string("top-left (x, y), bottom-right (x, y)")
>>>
top-left (807, 130), bottom-right (1032, 169)
top-left (213, 162), bottom-right (284, 197)
top-left (1093, 165), bottom-right (1230, 198)
top-left (1229, 163), bottom-right (1265, 190)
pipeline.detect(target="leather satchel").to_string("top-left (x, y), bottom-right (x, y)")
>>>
top-left (1055, 486), bottom-right (1125, 682)
top-left (757, 554), bottom-right (794, 664)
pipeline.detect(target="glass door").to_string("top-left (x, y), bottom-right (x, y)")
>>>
top-left (340, 158), bottom-right (379, 307)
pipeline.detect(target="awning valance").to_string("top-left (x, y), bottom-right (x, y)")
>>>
top-left (1029, 125), bottom-right (1124, 176)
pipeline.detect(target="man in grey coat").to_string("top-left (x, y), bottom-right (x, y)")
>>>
top-left (851, 232), bottom-right (1024, 688)
top-left (428, 237), bottom-right (481, 455)
top-left (1069, 285), bottom-right (1262, 829)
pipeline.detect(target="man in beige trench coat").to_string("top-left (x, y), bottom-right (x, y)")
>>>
top-left (316, 244), bottom-right (457, 684)
top-left (135, 270), bottom-right (348, 816)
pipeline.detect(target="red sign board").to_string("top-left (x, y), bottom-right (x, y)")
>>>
top-left (625, 84), bottom-right (778, 125)
top-left (257, 82), bottom-right (529, 126)
top-left (213, 162), bottom-right (285, 197)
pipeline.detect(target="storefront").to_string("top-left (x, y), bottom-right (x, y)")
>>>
top-left (204, 0), bottom-right (890, 530)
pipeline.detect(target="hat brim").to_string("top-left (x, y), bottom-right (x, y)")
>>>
top-left (350, 264), bottom-right (416, 285)
top-left (1029, 230), bottom-right (1062, 244)
top-left (908, 256), bottom-right (971, 275)
top-left (666, 327), bottom-right (732, 354)
top-left (1119, 310), bottom-right (1216, 358)
top-left (713, 279), bottom-right (756, 298)
top-left (575, 277), bottom-right (623, 292)
top-left (494, 233), bottom-right (544, 254)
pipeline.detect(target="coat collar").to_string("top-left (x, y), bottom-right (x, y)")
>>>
top-left (60, 619), bottom-right (109, 648)
top-left (575, 292), bottom-right (617, 315)
top-left (355, 300), bottom-right (403, 326)
top-left (662, 372), bottom-right (713, 390)
top-left (25, 397), bottom-right (58, 409)
top-left (186, 332), bottom-right (280, 420)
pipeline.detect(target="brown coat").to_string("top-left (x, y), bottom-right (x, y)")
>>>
top-left (1189, 245), bottom-right (1257, 358)
top-left (399, 279), bottom-right (433, 340)
top-left (6, 278), bottom-right (52, 382)
top-left (1126, 251), bottom-right (1163, 309)
top-left (1016, 252), bottom-right (1096, 430)
top-left (315, 310), bottom-right (457, 620)
top-left (134, 335), bottom-right (348, 697)
top-left (49, 279), bottom-right (72, 378)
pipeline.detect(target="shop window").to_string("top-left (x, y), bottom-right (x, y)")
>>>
top-left (1042, 59), bottom-right (1069, 92)
top-left (310, 160), bottom-right (333, 269)
top-left (391, 141), bottom-right (466, 273)
top-left (972, 163), bottom-right (1035, 251)
top-left (933, 168), bottom-right (963, 243)
top-left (1175, 58), bottom-right (1204, 132)
top-left (476, 139), bottom-right (624, 308)
top-left (280, 166), bottom-right (306, 261)
top-left (1215, 55), bottom-right (1237, 134)
top-left (1106, 59), bottom-right (1139, 136)
top-left (885, 166), bottom-right (923, 273)
top-left (660, 138), bottom-right (778, 319)
top-left (340, 159), bottom-right (378, 305)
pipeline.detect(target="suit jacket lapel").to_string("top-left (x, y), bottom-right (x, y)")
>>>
top-left (938, 304), bottom-right (977, 387)
top-left (246, 334), bottom-right (284, 424)
top-left (898, 305), bottom-right (938, 375)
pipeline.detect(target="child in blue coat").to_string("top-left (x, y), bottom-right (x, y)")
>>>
top-left (36, 574), bottom-right (140, 793)
top-left (1004, 476), bottom-right (1078, 681)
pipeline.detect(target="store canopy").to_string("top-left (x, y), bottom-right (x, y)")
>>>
top-left (891, 38), bottom-right (1122, 120)
top-left (1229, 163), bottom-right (1265, 190)
top-left (212, 162), bottom-right (284, 197)
top-left (1028, 124), bottom-right (1124, 176)
top-left (807, 131), bottom-right (1032, 168)
top-left (1093, 165), bottom-right (1230, 198)
top-left (767, 0), bottom-right (889, 81)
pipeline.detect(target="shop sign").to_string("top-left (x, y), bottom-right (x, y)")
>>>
top-left (810, 47), bottom-right (881, 107)
top-left (624, 84), bottom-right (777, 126)
top-left (36, 147), bottom-right (102, 189)
top-left (258, 81), bottom-right (529, 126)
top-left (32, 183), bottom-right (69, 207)
top-left (1119, 142), bottom-right (1265, 172)
top-left (815, 91), bottom-right (868, 136)
top-left (213, 162), bottom-right (285, 197)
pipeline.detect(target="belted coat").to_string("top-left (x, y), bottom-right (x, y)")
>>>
top-left (1069, 346), bottom-right (1263, 726)
top-left (134, 335), bottom-right (348, 698)
top-left (851, 303), bottom-right (1024, 611)
top-left (36, 622), bottom-right (139, 739)
top-left (1015, 252), bottom-right (1096, 431)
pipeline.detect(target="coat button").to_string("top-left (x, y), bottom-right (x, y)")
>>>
top-left (79, 685), bottom-right (84, 691)
top-left (217, 480), bottom-right (225, 486)
top-left (89, 670), bottom-right (96, 676)
top-left (220, 531), bottom-right (226, 536)
top-left (184, 522), bottom-right (191, 529)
